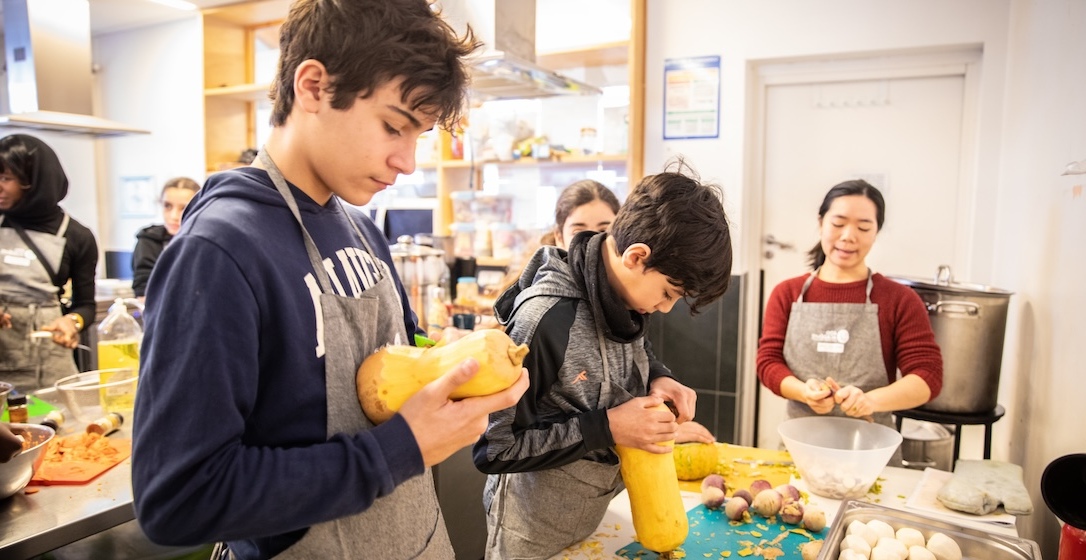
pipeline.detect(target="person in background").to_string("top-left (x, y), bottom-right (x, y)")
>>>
top-left (130, 1), bottom-right (528, 559)
top-left (756, 180), bottom-right (943, 461)
top-left (475, 161), bottom-right (734, 559)
top-left (0, 134), bottom-right (97, 392)
top-left (545, 178), bottom-right (716, 445)
top-left (541, 179), bottom-right (620, 248)
top-left (131, 176), bottom-right (200, 299)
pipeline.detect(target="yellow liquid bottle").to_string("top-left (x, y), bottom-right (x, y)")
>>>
top-left (97, 299), bottom-right (142, 415)
top-left (97, 338), bottom-right (140, 413)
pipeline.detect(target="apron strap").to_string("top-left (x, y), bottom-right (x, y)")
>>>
top-left (799, 268), bottom-right (875, 304)
top-left (56, 214), bottom-right (70, 238)
top-left (9, 223), bottom-right (60, 287)
top-left (257, 147), bottom-right (335, 294)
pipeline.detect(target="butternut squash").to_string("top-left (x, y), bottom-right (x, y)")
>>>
top-left (615, 404), bottom-right (689, 553)
top-left (673, 442), bottom-right (719, 481)
top-left (356, 329), bottom-right (529, 424)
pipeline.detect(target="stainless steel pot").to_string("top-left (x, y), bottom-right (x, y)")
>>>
top-left (899, 418), bottom-right (953, 471)
top-left (889, 265), bottom-right (1014, 414)
top-left (388, 235), bottom-right (449, 333)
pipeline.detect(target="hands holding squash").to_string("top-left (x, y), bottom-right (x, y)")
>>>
top-left (607, 396), bottom-right (678, 454)
top-left (399, 358), bottom-right (529, 467)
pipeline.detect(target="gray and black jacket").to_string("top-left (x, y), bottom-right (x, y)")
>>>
top-left (473, 232), bottom-right (673, 475)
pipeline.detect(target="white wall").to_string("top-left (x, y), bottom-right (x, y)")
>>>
top-left (92, 16), bottom-right (206, 254)
top-left (645, 0), bottom-right (1083, 555)
top-left (994, 0), bottom-right (1086, 552)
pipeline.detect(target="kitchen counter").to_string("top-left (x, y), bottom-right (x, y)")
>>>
top-left (548, 465), bottom-right (1019, 560)
top-left (0, 428), bottom-right (135, 559)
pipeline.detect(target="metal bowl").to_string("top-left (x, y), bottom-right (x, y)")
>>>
top-left (0, 381), bottom-right (12, 418)
top-left (0, 423), bottom-right (55, 499)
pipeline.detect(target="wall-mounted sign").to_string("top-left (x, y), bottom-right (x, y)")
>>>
top-left (663, 55), bottom-right (721, 140)
top-left (119, 176), bottom-right (158, 218)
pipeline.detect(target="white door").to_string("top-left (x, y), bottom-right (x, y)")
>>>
top-left (755, 74), bottom-right (969, 448)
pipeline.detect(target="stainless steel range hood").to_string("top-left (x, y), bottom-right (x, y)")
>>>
top-left (0, 0), bottom-right (148, 136)
top-left (436, 0), bottom-right (602, 100)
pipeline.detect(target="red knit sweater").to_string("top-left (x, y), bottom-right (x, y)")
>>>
top-left (756, 272), bottom-right (943, 398)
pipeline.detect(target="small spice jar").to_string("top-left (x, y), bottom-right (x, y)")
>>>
top-left (6, 393), bottom-right (28, 423)
top-left (41, 410), bottom-right (65, 431)
top-left (87, 412), bottom-right (124, 436)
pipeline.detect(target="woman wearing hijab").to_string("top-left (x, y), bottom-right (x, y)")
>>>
top-left (0, 134), bottom-right (98, 391)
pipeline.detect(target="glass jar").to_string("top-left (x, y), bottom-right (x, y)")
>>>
top-left (455, 277), bottom-right (479, 307)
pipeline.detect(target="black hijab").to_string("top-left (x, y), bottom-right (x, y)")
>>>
top-left (0, 134), bottom-right (69, 230)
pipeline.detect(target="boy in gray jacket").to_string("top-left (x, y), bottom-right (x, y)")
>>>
top-left (475, 162), bottom-right (734, 559)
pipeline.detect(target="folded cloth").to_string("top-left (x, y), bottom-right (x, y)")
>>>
top-left (937, 460), bottom-right (1034, 515)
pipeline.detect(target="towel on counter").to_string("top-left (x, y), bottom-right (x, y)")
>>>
top-left (936, 460), bottom-right (1034, 515)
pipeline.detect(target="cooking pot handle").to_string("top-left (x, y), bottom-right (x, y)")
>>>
top-left (935, 265), bottom-right (953, 285)
top-left (926, 300), bottom-right (980, 316)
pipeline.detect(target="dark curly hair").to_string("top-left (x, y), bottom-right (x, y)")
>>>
top-left (609, 159), bottom-right (733, 314)
top-left (270, 0), bottom-right (482, 129)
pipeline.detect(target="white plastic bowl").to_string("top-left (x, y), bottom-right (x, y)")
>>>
top-left (779, 416), bottom-right (903, 499)
top-left (1, 423), bottom-right (55, 499)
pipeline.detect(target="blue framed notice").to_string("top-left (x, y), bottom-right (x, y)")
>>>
top-left (663, 55), bottom-right (721, 140)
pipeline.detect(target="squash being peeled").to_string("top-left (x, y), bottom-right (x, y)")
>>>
top-left (673, 442), bottom-right (719, 481)
top-left (357, 329), bottom-right (528, 424)
top-left (615, 404), bottom-right (689, 553)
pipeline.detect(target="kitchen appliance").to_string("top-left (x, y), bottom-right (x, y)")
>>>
top-left (889, 265), bottom-right (1014, 414)
top-left (1043, 454), bottom-right (1086, 560)
top-left (388, 235), bottom-right (450, 334)
top-left (0, 0), bottom-right (148, 136)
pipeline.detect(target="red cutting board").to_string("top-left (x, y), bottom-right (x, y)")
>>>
top-left (29, 438), bottom-right (131, 485)
top-left (617, 505), bottom-right (826, 559)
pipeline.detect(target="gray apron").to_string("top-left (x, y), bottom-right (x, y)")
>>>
top-left (782, 270), bottom-right (902, 464)
top-left (256, 149), bottom-right (454, 560)
top-left (484, 325), bottom-right (636, 560)
top-left (0, 213), bottom-right (77, 390)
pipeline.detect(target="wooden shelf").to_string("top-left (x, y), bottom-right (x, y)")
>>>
top-left (202, 0), bottom-right (289, 27)
top-left (205, 83), bottom-right (272, 102)
top-left (537, 41), bottom-right (629, 70)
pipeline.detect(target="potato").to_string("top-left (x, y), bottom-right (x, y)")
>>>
top-left (847, 520), bottom-right (879, 547)
top-left (908, 545), bottom-right (936, 560)
top-left (867, 519), bottom-right (896, 541)
top-left (841, 534), bottom-right (871, 557)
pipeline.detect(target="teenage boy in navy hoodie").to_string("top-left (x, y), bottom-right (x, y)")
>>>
top-left (131, 1), bottom-right (527, 558)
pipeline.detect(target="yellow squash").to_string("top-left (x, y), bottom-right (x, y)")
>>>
top-left (672, 442), bottom-right (719, 481)
top-left (356, 329), bottom-right (529, 424)
top-left (615, 404), bottom-right (689, 553)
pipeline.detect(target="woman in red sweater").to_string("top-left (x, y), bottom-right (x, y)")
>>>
top-left (756, 180), bottom-right (942, 442)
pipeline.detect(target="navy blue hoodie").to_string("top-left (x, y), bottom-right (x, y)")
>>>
top-left (132, 167), bottom-right (423, 558)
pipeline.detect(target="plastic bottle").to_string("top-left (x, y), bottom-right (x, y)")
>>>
top-left (96, 299), bottom-right (142, 413)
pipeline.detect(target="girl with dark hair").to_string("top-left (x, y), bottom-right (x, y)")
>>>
top-left (0, 134), bottom-right (98, 391)
top-left (543, 179), bottom-right (621, 249)
top-left (131, 176), bottom-right (201, 299)
top-left (756, 180), bottom-right (942, 460)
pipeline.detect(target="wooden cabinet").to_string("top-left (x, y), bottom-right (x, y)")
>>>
top-left (201, 1), bottom-right (287, 173)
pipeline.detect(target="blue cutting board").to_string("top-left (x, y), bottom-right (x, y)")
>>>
top-left (617, 505), bottom-right (826, 559)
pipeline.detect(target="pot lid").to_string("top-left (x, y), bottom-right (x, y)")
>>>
top-left (900, 418), bottom-right (952, 441)
top-left (1042, 453), bottom-right (1086, 530)
top-left (888, 265), bottom-right (1013, 296)
top-left (389, 235), bottom-right (444, 258)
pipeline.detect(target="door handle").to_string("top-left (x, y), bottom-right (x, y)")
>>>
top-left (764, 234), bottom-right (795, 250)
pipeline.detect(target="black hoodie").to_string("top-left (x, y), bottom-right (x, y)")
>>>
top-left (131, 224), bottom-right (171, 297)
top-left (0, 134), bottom-right (97, 323)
